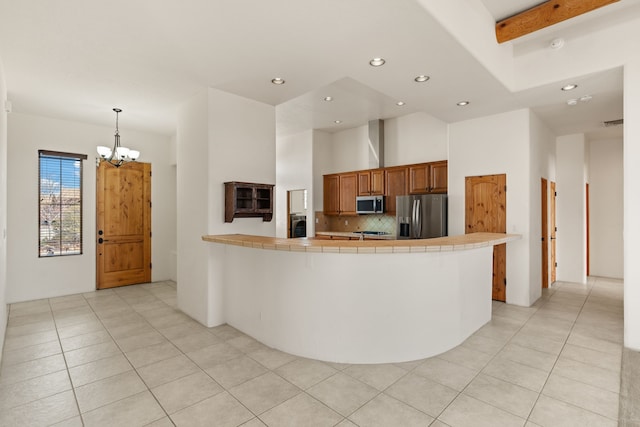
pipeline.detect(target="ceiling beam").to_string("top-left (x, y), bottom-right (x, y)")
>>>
top-left (495, 0), bottom-right (620, 43)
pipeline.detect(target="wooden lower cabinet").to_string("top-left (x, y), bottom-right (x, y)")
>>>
top-left (315, 234), bottom-right (358, 240)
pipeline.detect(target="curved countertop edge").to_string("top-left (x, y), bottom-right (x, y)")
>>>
top-left (202, 232), bottom-right (521, 254)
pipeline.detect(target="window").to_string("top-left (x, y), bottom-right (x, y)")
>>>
top-left (38, 150), bottom-right (87, 257)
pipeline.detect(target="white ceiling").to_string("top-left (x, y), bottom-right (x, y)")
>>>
top-left (0, 0), bottom-right (630, 140)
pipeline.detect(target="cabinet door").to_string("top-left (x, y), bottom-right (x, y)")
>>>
top-left (323, 175), bottom-right (340, 215)
top-left (409, 164), bottom-right (430, 194)
top-left (357, 171), bottom-right (371, 196)
top-left (384, 167), bottom-right (408, 215)
top-left (254, 185), bottom-right (273, 212)
top-left (370, 169), bottom-right (385, 195)
top-left (339, 173), bottom-right (358, 215)
top-left (430, 161), bottom-right (448, 193)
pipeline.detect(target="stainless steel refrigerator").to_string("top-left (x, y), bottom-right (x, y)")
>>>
top-left (396, 194), bottom-right (448, 239)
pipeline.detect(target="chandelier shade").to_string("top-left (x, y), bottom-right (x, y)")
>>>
top-left (96, 108), bottom-right (140, 167)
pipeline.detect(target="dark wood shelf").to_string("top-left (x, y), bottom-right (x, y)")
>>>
top-left (225, 181), bottom-right (274, 222)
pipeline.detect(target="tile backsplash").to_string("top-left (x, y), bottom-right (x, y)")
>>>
top-left (314, 211), bottom-right (396, 235)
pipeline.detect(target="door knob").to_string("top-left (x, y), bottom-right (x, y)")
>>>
top-left (98, 238), bottom-right (104, 244)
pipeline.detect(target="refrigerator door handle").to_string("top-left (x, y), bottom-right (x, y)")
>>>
top-left (415, 199), bottom-right (422, 238)
top-left (411, 199), bottom-right (417, 239)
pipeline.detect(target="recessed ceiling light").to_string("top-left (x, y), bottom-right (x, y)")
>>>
top-left (580, 95), bottom-right (593, 102)
top-left (334, 120), bottom-right (342, 124)
top-left (324, 96), bottom-right (333, 101)
top-left (271, 78), bottom-right (285, 85)
top-left (561, 84), bottom-right (577, 91)
top-left (457, 101), bottom-right (470, 106)
top-left (414, 75), bottom-right (430, 83)
top-left (369, 58), bottom-right (386, 67)
top-left (567, 99), bottom-right (578, 106)
top-left (396, 101), bottom-right (405, 106)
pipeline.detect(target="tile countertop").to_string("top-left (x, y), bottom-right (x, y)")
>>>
top-left (202, 232), bottom-right (521, 254)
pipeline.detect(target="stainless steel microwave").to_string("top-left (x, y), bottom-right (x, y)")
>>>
top-left (356, 195), bottom-right (384, 214)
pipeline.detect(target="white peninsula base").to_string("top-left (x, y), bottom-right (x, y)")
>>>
top-left (198, 234), bottom-right (511, 364)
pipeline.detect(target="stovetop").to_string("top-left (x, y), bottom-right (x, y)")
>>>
top-left (358, 231), bottom-right (390, 235)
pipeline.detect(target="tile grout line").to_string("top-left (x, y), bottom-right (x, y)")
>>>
top-left (48, 295), bottom-right (83, 426)
top-left (523, 279), bottom-right (621, 424)
top-left (86, 287), bottom-right (173, 425)
top-left (430, 301), bottom-right (541, 424)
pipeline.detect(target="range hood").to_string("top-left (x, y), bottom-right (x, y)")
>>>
top-left (368, 119), bottom-right (384, 169)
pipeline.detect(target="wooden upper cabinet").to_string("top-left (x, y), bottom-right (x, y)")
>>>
top-left (409, 164), bottom-right (429, 194)
top-left (323, 173), bottom-right (357, 215)
top-left (384, 167), bottom-right (408, 215)
top-left (357, 169), bottom-right (385, 196)
top-left (323, 175), bottom-right (340, 215)
top-left (339, 173), bottom-right (357, 215)
top-left (408, 161), bottom-right (448, 194)
top-left (430, 161), bottom-right (448, 193)
top-left (370, 169), bottom-right (385, 195)
top-left (224, 181), bottom-right (274, 222)
top-left (324, 161), bottom-right (445, 216)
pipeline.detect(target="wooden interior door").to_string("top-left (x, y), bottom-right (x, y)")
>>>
top-left (541, 178), bottom-right (549, 288)
top-left (550, 181), bottom-right (557, 283)
top-left (465, 174), bottom-right (507, 301)
top-left (96, 161), bottom-right (151, 289)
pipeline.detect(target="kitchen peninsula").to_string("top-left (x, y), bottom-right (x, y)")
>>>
top-left (202, 232), bottom-right (519, 364)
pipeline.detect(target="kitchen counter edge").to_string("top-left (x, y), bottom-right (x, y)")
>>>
top-left (202, 232), bottom-right (520, 254)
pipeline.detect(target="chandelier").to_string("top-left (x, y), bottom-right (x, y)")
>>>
top-left (96, 108), bottom-right (140, 167)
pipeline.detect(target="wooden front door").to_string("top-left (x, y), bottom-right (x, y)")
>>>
top-left (465, 174), bottom-right (507, 301)
top-left (541, 178), bottom-right (549, 288)
top-left (550, 181), bottom-right (557, 283)
top-left (96, 161), bottom-right (151, 289)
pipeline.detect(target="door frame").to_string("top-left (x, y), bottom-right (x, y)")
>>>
top-left (550, 181), bottom-right (557, 284)
top-left (541, 178), bottom-right (549, 288)
top-left (586, 183), bottom-right (590, 277)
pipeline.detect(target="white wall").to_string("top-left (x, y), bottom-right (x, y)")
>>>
top-left (176, 91), bottom-right (210, 325)
top-left (555, 134), bottom-right (587, 284)
top-left (589, 138), bottom-right (623, 278)
top-left (449, 109), bottom-right (532, 306)
top-left (0, 58), bottom-right (8, 361)
top-left (312, 130), bottom-right (333, 212)
top-left (529, 111), bottom-right (557, 301)
top-left (276, 130), bottom-right (314, 238)
top-left (384, 112), bottom-right (448, 167)
top-left (177, 88), bottom-right (276, 327)
top-left (624, 58), bottom-right (640, 350)
top-left (6, 113), bottom-right (175, 303)
top-left (328, 125), bottom-right (369, 173)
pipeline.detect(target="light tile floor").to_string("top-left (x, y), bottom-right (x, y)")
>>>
top-left (0, 277), bottom-right (625, 426)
